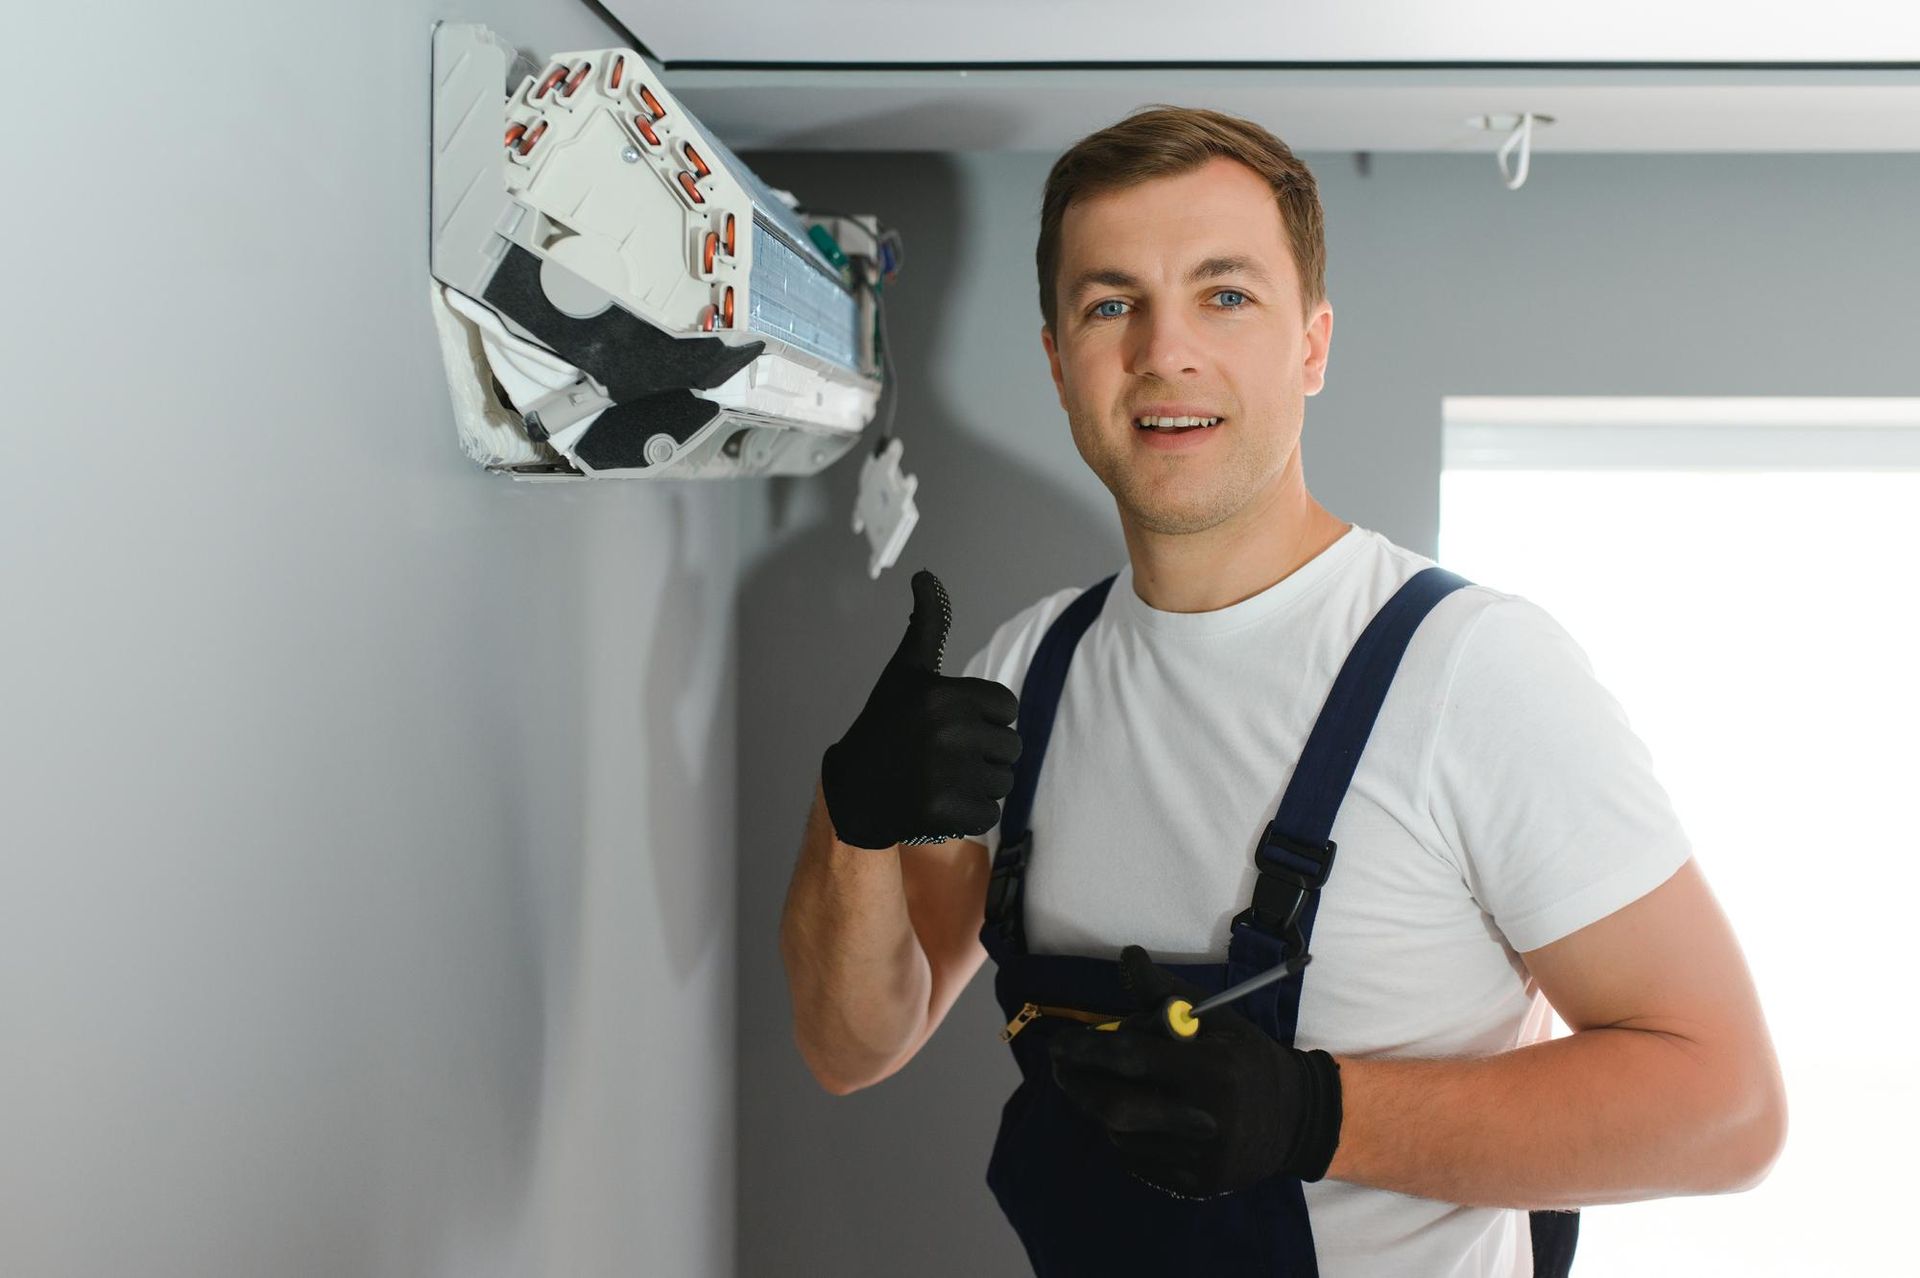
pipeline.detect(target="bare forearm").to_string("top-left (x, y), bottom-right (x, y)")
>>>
top-left (779, 780), bottom-right (932, 1093)
top-left (1325, 1027), bottom-right (1783, 1210)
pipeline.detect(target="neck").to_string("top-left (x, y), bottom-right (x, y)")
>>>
top-left (1121, 455), bottom-right (1351, 614)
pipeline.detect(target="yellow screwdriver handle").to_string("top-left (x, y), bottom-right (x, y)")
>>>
top-left (1091, 998), bottom-right (1201, 1039)
top-left (1162, 998), bottom-right (1200, 1038)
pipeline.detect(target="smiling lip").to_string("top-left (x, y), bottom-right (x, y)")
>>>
top-left (1134, 420), bottom-right (1221, 450)
top-left (1132, 404), bottom-right (1226, 444)
top-left (1132, 404), bottom-right (1225, 421)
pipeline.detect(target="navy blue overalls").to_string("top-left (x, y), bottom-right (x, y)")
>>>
top-left (977, 566), bottom-right (1579, 1277)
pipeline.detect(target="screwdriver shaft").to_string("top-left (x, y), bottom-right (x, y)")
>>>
top-left (1188, 952), bottom-right (1312, 1019)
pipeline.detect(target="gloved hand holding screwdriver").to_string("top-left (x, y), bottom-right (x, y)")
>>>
top-left (1048, 945), bottom-right (1344, 1200)
top-left (821, 569), bottom-right (1023, 849)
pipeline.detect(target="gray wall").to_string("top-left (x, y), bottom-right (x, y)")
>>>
top-left (4, 4), bottom-right (737, 1276)
top-left (735, 148), bottom-right (1918, 1274)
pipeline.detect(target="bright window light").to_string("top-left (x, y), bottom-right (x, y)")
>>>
top-left (1439, 397), bottom-right (1920, 1276)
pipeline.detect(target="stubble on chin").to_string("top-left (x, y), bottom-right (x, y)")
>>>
top-left (1117, 475), bottom-right (1240, 536)
top-left (1082, 429), bottom-right (1243, 537)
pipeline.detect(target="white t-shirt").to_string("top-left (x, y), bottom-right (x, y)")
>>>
top-left (959, 523), bottom-right (1692, 1278)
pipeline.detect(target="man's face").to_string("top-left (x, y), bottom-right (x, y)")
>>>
top-left (1042, 156), bottom-right (1333, 538)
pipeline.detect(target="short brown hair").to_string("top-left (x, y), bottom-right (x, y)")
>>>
top-left (1036, 105), bottom-right (1326, 330)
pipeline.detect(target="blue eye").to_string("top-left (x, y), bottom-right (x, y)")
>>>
top-left (1091, 299), bottom-right (1128, 319)
top-left (1215, 290), bottom-right (1247, 308)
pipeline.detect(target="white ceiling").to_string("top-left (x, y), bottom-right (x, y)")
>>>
top-left (655, 67), bottom-right (1920, 153)
top-left (603, 1), bottom-right (1920, 152)
top-left (610, 0), bottom-right (1920, 67)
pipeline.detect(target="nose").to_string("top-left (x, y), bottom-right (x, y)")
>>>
top-left (1123, 302), bottom-right (1204, 381)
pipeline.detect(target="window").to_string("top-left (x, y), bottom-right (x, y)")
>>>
top-left (1440, 397), bottom-right (1920, 1274)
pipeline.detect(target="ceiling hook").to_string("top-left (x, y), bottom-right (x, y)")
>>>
top-left (1467, 112), bottom-right (1555, 191)
top-left (1498, 111), bottom-right (1536, 189)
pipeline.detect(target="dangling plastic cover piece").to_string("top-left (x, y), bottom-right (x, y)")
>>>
top-left (853, 436), bottom-right (920, 579)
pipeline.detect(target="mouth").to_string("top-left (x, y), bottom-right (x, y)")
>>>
top-left (1133, 414), bottom-right (1224, 435)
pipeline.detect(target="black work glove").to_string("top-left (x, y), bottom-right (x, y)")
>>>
top-left (820, 570), bottom-right (1022, 849)
top-left (1047, 945), bottom-right (1343, 1200)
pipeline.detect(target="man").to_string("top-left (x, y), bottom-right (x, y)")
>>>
top-left (781, 106), bottom-right (1786, 1276)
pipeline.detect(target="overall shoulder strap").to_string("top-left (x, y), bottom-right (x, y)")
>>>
top-left (997, 575), bottom-right (1118, 843)
top-left (982, 574), bottom-right (1116, 957)
top-left (1239, 566), bottom-right (1474, 950)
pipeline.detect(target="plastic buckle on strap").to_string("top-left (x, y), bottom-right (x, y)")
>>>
top-left (1233, 822), bottom-right (1337, 949)
top-left (1254, 821), bottom-right (1337, 890)
top-left (984, 831), bottom-right (1032, 948)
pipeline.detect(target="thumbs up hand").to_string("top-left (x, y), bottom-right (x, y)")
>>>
top-left (821, 570), bottom-right (1023, 849)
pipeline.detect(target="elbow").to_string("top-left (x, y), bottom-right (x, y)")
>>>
top-left (806, 1061), bottom-right (894, 1097)
top-left (1737, 1086), bottom-right (1789, 1193)
top-left (803, 1049), bottom-right (874, 1097)
top-left (795, 1038), bottom-right (868, 1096)
top-left (810, 1069), bottom-right (860, 1097)
top-left (818, 1072), bottom-right (875, 1098)
top-left (792, 1028), bottom-right (899, 1098)
top-left (1717, 1070), bottom-right (1789, 1194)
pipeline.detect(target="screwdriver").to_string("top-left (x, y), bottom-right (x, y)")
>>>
top-left (1095, 952), bottom-right (1313, 1039)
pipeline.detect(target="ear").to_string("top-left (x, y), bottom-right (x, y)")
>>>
top-left (1302, 300), bottom-right (1334, 397)
top-left (1040, 324), bottom-right (1068, 413)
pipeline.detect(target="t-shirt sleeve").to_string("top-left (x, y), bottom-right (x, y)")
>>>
top-left (1424, 595), bottom-right (1693, 954)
